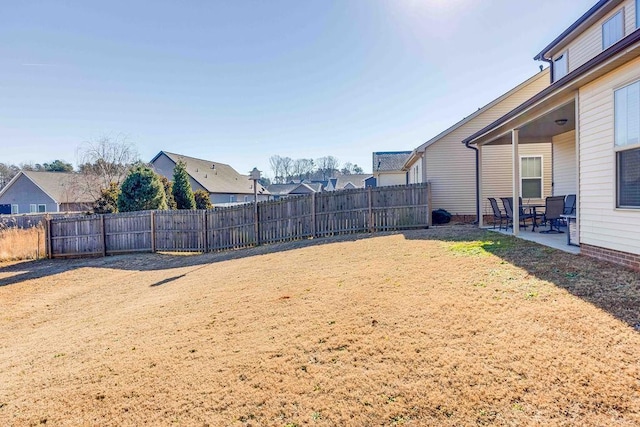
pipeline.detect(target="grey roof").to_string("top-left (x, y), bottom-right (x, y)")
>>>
top-left (373, 151), bottom-right (412, 172)
top-left (152, 151), bottom-right (269, 195)
top-left (266, 183), bottom-right (300, 196)
top-left (16, 171), bottom-right (97, 203)
top-left (326, 174), bottom-right (374, 190)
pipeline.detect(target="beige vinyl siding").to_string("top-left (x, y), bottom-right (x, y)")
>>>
top-left (552, 130), bottom-right (577, 196)
top-left (425, 70), bottom-right (550, 215)
top-left (377, 172), bottom-right (406, 187)
top-left (578, 55), bottom-right (640, 255)
top-left (480, 143), bottom-right (553, 217)
top-left (407, 159), bottom-right (422, 184)
top-left (554, 0), bottom-right (636, 75)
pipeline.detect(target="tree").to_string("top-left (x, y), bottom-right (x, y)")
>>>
top-left (0, 163), bottom-right (19, 189)
top-left (172, 160), bottom-right (196, 209)
top-left (292, 158), bottom-right (314, 181)
top-left (93, 182), bottom-right (120, 214)
top-left (117, 164), bottom-right (167, 212)
top-left (281, 156), bottom-right (293, 181)
top-left (160, 176), bottom-right (177, 210)
top-left (77, 135), bottom-right (139, 200)
top-left (269, 155), bottom-right (284, 183)
top-left (352, 164), bottom-right (364, 174)
top-left (43, 160), bottom-right (74, 172)
top-left (194, 190), bottom-right (213, 209)
top-left (316, 156), bottom-right (340, 180)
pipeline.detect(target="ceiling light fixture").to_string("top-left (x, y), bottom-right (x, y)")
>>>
top-left (555, 118), bottom-right (568, 126)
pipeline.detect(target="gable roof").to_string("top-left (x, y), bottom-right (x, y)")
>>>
top-left (404, 68), bottom-right (550, 169)
top-left (326, 174), bottom-right (374, 190)
top-left (151, 151), bottom-right (269, 196)
top-left (534, 0), bottom-right (621, 60)
top-left (0, 171), bottom-right (96, 203)
top-left (373, 151), bottom-right (412, 172)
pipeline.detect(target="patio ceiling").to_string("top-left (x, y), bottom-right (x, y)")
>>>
top-left (483, 100), bottom-right (576, 146)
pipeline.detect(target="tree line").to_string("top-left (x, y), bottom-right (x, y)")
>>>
top-left (268, 155), bottom-right (364, 184)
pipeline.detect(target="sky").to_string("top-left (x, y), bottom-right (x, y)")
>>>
top-left (1, 0), bottom-right (597, 178)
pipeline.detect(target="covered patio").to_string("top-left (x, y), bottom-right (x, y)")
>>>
top-left (468, 91), bottom-right (579, 253)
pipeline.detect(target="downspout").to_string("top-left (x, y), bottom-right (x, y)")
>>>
top-left (464, 141), bottom-right (480, 225)
top-left (539, 57), bottom-right (554, 84)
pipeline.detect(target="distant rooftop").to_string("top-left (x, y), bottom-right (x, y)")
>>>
top-left (373, 151), bottom-right (412, 172)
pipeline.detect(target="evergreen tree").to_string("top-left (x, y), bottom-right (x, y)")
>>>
top-left (117, 164), bottom-right (167, 212)
top-left (160, 175), bottom-right (177, 210)
top-left (94, 182), bottom-right (120, 214)
top-left (172, 160), bottom-right (196, 209)
top-left (194, 189), bottom-right (213, 209)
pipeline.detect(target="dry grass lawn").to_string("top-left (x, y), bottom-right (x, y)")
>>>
top-left (0, 225), bottom-right (639, 426)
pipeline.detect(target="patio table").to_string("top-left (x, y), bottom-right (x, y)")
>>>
top-left (522, 204), bottom-right (545, 232)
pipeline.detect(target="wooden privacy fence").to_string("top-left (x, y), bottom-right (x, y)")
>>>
top-left (45, 183), bottom-right (431, 258)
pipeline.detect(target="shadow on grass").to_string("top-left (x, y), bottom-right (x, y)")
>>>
top-left (1, 225), bottom-right (638, 329)
top-left (401, 225), bottom-right (640, 330)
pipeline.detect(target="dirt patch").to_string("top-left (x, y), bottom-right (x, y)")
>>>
top-left (0, 226), bottom-right (638, 426)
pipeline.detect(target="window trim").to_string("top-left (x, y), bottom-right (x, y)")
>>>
top-left (519, 155), bottom-right (544, 200)
top-left (11, 204), bottom-right (18, 214)
top-left (38, 204), bottom-right (46, 213)
top-left (614, 79), bottom-right (640, 208)
top-left (602, 9), bottom-right (625, 50)
top-left (553, 51), bottom-right (568, 82)
top-left (30, 204), bottom-right (37, 213)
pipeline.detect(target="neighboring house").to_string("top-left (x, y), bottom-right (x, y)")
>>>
top-left (403, 69), bottom-right (551, 218)
top-left (372, 151), bottom-right (411, 186)
top-left (150, 151), bottom-right (269, 205)
top-left (266, 182), bottom-right (321, 200)
top-left (324, 174), bottom-right (375, 191)
top-left (463, 0), bottom-right (640, 269)
top-left (0, 171), bottom-right (95, 213)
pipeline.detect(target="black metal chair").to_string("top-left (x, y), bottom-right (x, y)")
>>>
top-left (501, 197), bottom-right (534, 230)
top-left (563, 194), bottom-right (576, 215)
top-left (488, 197), bottom-right (507, 230)
top-left (540, 196), bottom-right (566, 233)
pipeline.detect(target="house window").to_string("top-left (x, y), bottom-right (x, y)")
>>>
top-left (30, 204), bottom-right (37, 213)
top-left (229, 195), bottom-right (236, 203)
top-left (244, 196), bottom-right (249, 202)
top-left (615, 80), bottom-right (640, 207)
top-left (38, 204), bottom-right (46, 213)
top-left (11, 204), bottom-right (18, 214)
top-left (553, 52), bottom-right (568, 81)
top-left (520, 156), bottom-right (543, 199)
top-left (603, 10), bottom-right (624, 50)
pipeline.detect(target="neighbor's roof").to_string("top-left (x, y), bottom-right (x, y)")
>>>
top-left (0, 171), bottom-right (97, 203)
top-left (152, 151), bottom-right (269, 196)
top-left (327, 174), bottom-right (373, 190)
top-left (373, 151), bottom-right (412, 172)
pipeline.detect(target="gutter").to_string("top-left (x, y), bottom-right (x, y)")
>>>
top-left (464, 141), bottom-right (480, 225)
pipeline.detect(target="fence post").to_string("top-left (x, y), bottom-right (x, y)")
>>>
top-left (150, 211), bottom-right (156, 253)
top-left (45, 217), bottom-right (53, 259)
top-left (311, 192), bottom-right (317, 238)
top-left (101, 215), bottom-right (107, 257)
top-left (426, 182), bottom-right (432, 228)
top-left (254, 201), bottom-right (260, 246)
top-left (368, 186), bottom-right (374, 233)
top-left (202, 210), bottom-right (208, 252)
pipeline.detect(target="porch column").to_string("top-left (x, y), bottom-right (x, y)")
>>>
top-left (512, 129), bottom-right (520, 236)
top-left (477, 144), bottom-right (483, 227)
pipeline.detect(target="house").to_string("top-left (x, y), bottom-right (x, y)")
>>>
top-left (403, 69), bottom-right (551, 219)
top-left (463, 0), bottom-right (640, 270)
top-left (0, 171), bottom-right (95, 213)
top-left (150, 151), bottom-right (269, 205)
top-left (324, 174), bottom-right (375, 191)
top-left (372, 151), bottom-right (411, 186)
top-left (266, 182), bottom-right (321, 200)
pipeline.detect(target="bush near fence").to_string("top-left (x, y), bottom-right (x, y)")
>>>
top-left (45, 184), bottom-right (431, 258)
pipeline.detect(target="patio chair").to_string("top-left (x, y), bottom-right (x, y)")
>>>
top-left (501, 197), bottom-right (534, 230)
top-left (540, 196), bottom-right (565, 234)
top-left (488, 197), bottom-right (507, 230)
top-left (563, 194), bottom-right (576, 215)
top-left (500, 197), bottom-right (514, 230)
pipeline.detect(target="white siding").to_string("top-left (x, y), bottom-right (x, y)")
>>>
top-left (553, 0), bottom-right (636, 75)
top-left (406, 156), bottom-right (423, 184)
top-left (579, 55), bottom-right (640, 255)
top-left (552, 130), bottom-right (577, 196)
top-left (425, 71), bottom-right (550, 215)
top-left (480, 143), bottom-right (553, 217)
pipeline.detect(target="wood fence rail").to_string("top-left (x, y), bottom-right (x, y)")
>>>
top-left (45, 183), bottom-right (431, 258)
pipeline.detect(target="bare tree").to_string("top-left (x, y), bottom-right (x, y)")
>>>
top-left (292, 158), bottom-right (314, 180)
top-left (0, 163), bottom-right (19, 189)
top-left (281, 157), bottom-right (293, 182)
top-left (269, 155), bottom-right (284, 183)
top-left (316, 156), bottom-right (340, 180)
top-left (77, 135), bottom-right (139, 199)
